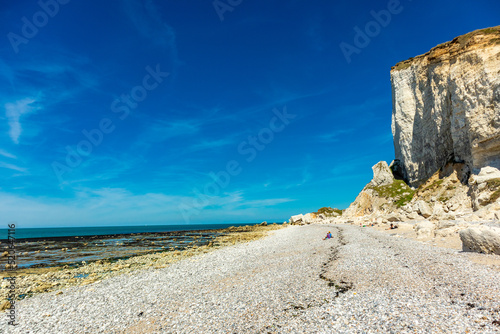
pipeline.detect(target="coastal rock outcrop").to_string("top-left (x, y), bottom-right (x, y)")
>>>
top-left (460, 225), bottom-right (500, 255)
top-left (289, 213), bottom-right (320, 225)
top-left (370, 161), bottom-right (395, 187)
top-left (290, 27), bottom-right (500, 256)
top-left (342, 159), bottom-right (478, 220)
top-left (290, 214), bottom-right (304, 225)
top-left (414, 200), bottom-right (432, 218)
top-left (343, 161), bottom-right (415, 218)
top-left (391, 26), bottom-right (500, 188)
top-left (469, 166), bottom-right (500, 210)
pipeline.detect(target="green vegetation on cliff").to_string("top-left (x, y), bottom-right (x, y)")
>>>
top-left (392, 26), bottom-right (500, 71)
top-left (366, 180), bottom-right (415, 208)
top-left (486, 178), bottom-right (500, 205)
top-left (315, 207), bottom-right (343, 216)
top-left (455, 26), bottom-right (500, 47)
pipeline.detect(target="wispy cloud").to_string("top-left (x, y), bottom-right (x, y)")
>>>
top-left (137, 119), bottom-right (201, 147)
top-left (5, 97), bottom-right (39, 144)
top-left (241, 198), bottom-right (295, 208)
top-left (284, 156), bottom-right (313, 189)
top-left (123, 0), bottom-right (179, 68)
top-left (212, 89), bottom-right (331, 125)
top-left (177, 188), bottom-right (294, 220)
top-left (316, 128), bottom-right (353, 143)
top-left (134, 116), bottom-right (238, 155)
top-left (0, 162), bottom-right (27, 173)
top-left (188, 137), bottom-right (234, 152)
top-left (0, 149), bottom-right (17, 159)
top-left (0, 188), bottom-right (188, 227)
top-left (0, 187), bottom-right (293, 227)
top-left (54, 154), bottom-right (146, 189)
top-left (1, 52), bottom-right (99, 148)
top-left (20, 60), bottom-right (98, 96)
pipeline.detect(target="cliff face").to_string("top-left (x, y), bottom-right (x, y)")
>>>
top-left (391, 26), bottom-right (500, 187)
top-left (301, 28), bottom-right (500, 255)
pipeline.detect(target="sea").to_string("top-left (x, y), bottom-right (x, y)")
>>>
top-left (0, 223), bottom-right (263, 240)
top-left (0, 222), bottom-right (273, 268)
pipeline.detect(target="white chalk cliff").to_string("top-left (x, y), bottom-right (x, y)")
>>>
top-left (341, 27), bottom-right (500, 225)
top-left (391, 26), bottom-right (500, 187)
top-left (290, 27), bottom-right (500, 254)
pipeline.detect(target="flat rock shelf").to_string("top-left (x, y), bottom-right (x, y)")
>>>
top-left (2, 225), bottom-right (500, 333)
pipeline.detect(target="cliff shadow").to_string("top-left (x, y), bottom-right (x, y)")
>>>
top-left (410, 62), bottom-right (455, 187)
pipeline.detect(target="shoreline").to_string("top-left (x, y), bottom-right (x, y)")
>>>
top-left (3, 224), bottom-right (499, 333)
top-left (1, 223), bottom-right (287, 270)
top-left (0, 223), bottom-right (286, 310)
top-left (0, 222), bottom-right (275, 241)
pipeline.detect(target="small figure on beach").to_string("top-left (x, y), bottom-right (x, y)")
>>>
top-left (387, 223), bottom-right (398, 230)
top-left (323, 231), bottom-right (332, 240)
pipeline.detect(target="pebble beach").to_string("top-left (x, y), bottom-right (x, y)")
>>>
top-left (2, 224), bottom-right (500, 333)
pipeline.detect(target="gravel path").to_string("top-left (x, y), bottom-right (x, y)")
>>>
top-left (1, 225), bottom-right (499, 333)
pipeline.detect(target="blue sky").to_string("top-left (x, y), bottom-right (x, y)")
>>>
top-left (0, 0), bottom-right (498, 227)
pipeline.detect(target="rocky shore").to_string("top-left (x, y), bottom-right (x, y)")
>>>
top-left (0, 224), bottom-right (285, 312)
top-left (2, 224), bottom-right (499, 333)
top-left (288, 160), bottom-right (500, 257)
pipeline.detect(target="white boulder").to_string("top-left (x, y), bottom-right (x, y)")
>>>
top-left (290, 214), bottom-right (304, 225)
top-left (415, 200), bottom-right (433, 218)
top-left (459, 225), bottom-right (500, 255)
top-left (473, 166), bottom-right (500, 184)
top-left (406, 212), bottom-right (421, 220)
top-left (414, 221), bottom-right (435, 238)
